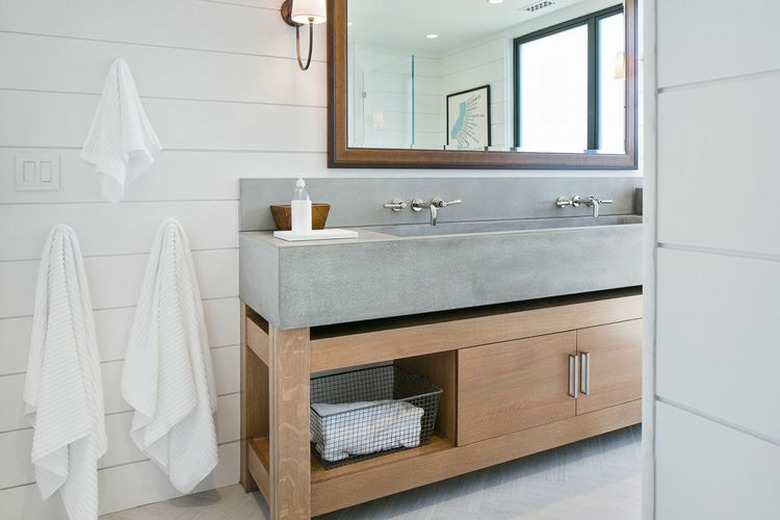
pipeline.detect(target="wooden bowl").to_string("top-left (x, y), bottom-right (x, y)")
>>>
top-left (270, 203), bottom-right (331, 231)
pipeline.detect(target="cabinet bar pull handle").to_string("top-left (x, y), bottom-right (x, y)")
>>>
top-left (580, 351), bottom-right (590, 395)
top-left (568, 354), bottom-right (579, 398)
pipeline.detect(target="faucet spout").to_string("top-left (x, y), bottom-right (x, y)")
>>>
top-left (429, 204), bottom-right (438, 226)
top-left (556, 195), bottom-right (613, 218)
top-left (584, 196), bottom-right (613, 218)
top-left (411, 197), bottom-right (462, 226)
top-left (588, 196), bottom-right (601, 218)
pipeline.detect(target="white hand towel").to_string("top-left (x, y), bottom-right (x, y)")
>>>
top-left (81, 59), bottom-right (162, 202)
top-left (122, 219), bottom-right (218, 493)
top-left (24, 225), bottom-right (107, 520)
top-left (312, 401), bottom-right (424, 462)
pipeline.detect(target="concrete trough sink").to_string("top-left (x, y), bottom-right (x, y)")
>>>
top-left (239, 216), bottom-right (643, 330)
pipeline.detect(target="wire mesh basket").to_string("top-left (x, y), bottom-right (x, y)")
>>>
top-left (310, 364), bottom-right (442, 468)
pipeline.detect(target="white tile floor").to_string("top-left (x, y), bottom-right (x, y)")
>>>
top-left (101, 425), bottom-right (641, 520)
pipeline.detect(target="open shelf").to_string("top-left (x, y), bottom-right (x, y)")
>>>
top-left (250, 433), bottom-right (454, 483)
top-left (248, 433), bottom-right (455, 515)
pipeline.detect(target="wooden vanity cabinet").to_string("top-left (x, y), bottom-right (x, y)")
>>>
top-left (458, 320), bottom-right (642, 445)
top-left (576, 319), bottom-right (643, 415)
top-left (240, 289), bottom-right (642, 519)
top-left (458, 332), bottom-right (577, 445)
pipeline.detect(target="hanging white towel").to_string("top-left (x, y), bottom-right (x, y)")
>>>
top-left (81, 59), bottom-right (162, 202)
top-left (122, 219), bottom-right (218, 493)
top-left (24, 225), bottom-right (107, 520)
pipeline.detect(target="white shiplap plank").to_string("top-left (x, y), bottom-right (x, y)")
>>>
top-left (0, 32), bottom-right (326, 107)
top-left (440, 38), bottom-right (504, 75)
top-left (0, 346), bottom-right (239, 433)
top-left (657, 0), bottom-right (780, 89)
top-left (97, 441), bottom-right (239, 515)
top-left (0, 0), bottom-right (325, 62)
top-left (658, 76), bottom-right (780, 256)
top-left (0, 149), bottom-right (328, 204)
top-left (0, 147), bottom-right (635, 205)
top-left (0, 393), bottom-right (239, 490)
top-left (101, 346), bottom-right (238, 419)
top-left (212, 345), bottom-right (240, 397)
top-left (0, 248), bottom-right (238, 319)
top-left (0, 441), bottom-right (239, 520)
top-left (0, 201), bottom-right (238, 262)
top-left (0, 316), bottom-right (30, 375)
top-left (656, 403), bottom-right (780, 520)
top-left (656, 248), bottom-right (780, 442)
top-left (0, 297), bottom-right (239, 376)
top-left (202, 298), bottom-right (241, 351)
top-left (0, 90), bottom-right (327, 152)
top-left (0, 428), bottom-right (33, 489)
top-left (99, 393), bottom-right (239, 471)
top-left (0, 373), bottom-right (25, 433)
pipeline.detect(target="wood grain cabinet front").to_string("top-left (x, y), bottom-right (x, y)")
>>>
top-left (457, 332), bottom-right (577, 445)
top-left (576, 319), bottom-right (643, 416)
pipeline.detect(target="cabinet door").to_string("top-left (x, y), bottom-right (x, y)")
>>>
top-left (458, 332), bottom-right (576, 445)
top-left (576, 319), bottom-right (642, 416)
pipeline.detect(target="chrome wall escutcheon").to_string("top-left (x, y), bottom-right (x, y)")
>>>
top-left (383, 198), bottom-right (408, 212)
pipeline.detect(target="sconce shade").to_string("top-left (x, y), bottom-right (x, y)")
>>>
top-left (291, 0), bottom-right (327, 24)
top-left (371, 110), bottom-right (384, 127)
top-left (614, 51), bottom-right (626, 80)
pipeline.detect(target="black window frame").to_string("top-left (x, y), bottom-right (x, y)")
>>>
top-left (513, 4), bottom-right (625, 151)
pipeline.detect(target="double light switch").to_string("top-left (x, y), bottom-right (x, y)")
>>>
top-left (15, 151), bottom-right (60, 191)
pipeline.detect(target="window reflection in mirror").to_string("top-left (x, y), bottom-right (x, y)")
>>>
top-left (514, 6), bottom-right (625, 153)
top-left (346, 0), bottom-right (631, 156)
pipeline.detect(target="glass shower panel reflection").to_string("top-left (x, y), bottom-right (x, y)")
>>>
top-left (348, 48), bottom-right (446, 150)
top-left (349, 46), bottom-right (415, 149)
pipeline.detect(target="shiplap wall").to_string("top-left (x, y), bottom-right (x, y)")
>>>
top-left (440, 38), bottom-right (509, 148)
top-left (651, 0), bottom-right (780, 517)
top-left (0, 0), bottom-right (638, 518)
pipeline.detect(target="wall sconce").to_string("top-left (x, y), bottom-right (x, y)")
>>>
top-left (280, 0), bottom-right (327, 71)
top-left (371, 110), bottom-right (384, 129)
top-left (614, 51), bottom-right (626, 80)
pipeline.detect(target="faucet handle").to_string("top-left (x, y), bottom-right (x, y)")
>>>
top-left (383, 198), bottom-right (408, 212)
top-left (431, 197), bottom-right (461, 208)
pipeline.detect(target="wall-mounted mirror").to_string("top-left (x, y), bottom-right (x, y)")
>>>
top-left (328, 0), bottom-right (637, 169)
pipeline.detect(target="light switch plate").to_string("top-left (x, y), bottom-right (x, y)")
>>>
top-left (15, 151), bottom-right (60, 191)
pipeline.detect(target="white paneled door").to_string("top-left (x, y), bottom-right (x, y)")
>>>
top-left (649, 0), bottom-right (780, 518)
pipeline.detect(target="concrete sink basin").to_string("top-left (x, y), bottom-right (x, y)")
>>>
top-left (239, 216), bottom-right (643, 329)
top-left (369, 215), bottom-right (642, 237)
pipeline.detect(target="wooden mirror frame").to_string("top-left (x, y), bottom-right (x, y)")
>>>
top-left (327, 0), bottom-right (637, 170)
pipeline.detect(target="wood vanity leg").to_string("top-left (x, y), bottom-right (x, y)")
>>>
top-left (240, 303), bottom-right (266, 493)
top-left (268, 325), bottom-right (311, 520)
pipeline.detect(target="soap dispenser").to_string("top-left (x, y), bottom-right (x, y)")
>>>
top-left (291, 177), bottom-right (312, 234)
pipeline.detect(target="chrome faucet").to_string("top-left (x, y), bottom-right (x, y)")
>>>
top-left (583, 196), bottom-right (612, 218)
top-left (412, 197), bottom-right (462, 226)
top-left (556, 195), bottom-right (613, 218)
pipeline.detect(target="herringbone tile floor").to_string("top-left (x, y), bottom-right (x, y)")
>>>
top-left (101, 425), bottom-right (642, 520)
